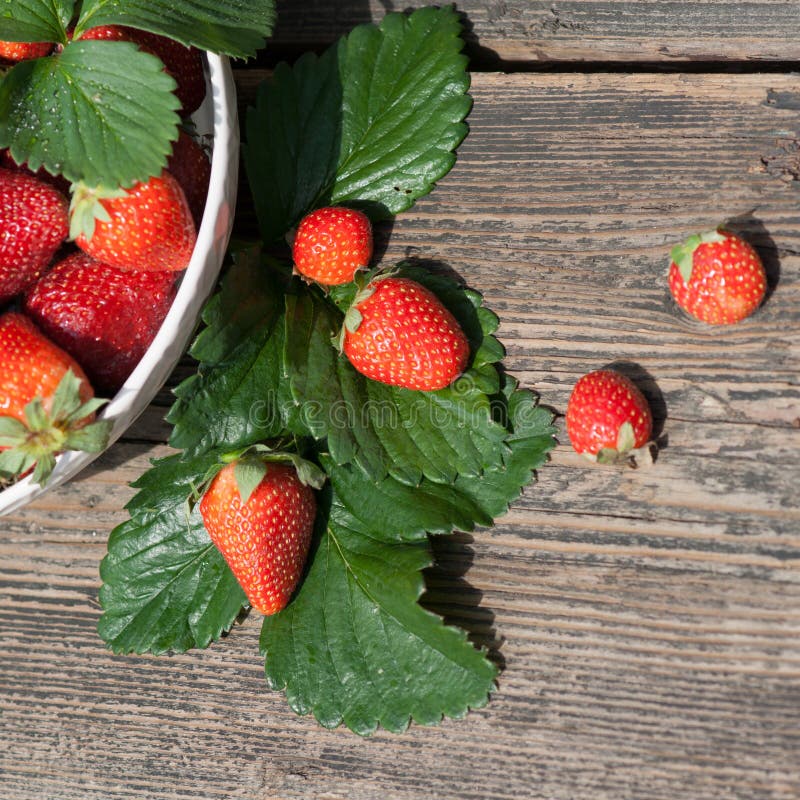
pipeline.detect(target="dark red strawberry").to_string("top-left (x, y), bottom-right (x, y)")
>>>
top-left (0, 168), bottom-right (69, 304)
top-left (24, 252), bottom-right (179, 393)
top-left (668, 228), bottom-right (767, 325)
top-left (78, 26), bottom-right (206, 115)
top-left (565, 369), bottom-right (654, 466)
top-left (0, 312), bottom-right (110, 485)
top-left (342, 276), bottom-right (470, 391)
top-left (70, 171), bottom-right (196, 272)
top-left (0, 41), bottom-right (52, 62)
top-left (166, 130), bottom-right (211, 228)
top-left (292, 206), bottom-right (373, 286)
top-left (199, 461), bottom-right (318, 616)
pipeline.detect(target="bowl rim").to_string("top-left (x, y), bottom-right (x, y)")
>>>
top-left (0, 53), bottom-right (240, 516)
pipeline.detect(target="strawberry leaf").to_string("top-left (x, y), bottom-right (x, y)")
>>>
top-left (0, 0), bottom-right (72, 44)
top-left (0, 40), bottom-right (180, 187)
top-left (73, 0), bottom-right (276, 59)
top-left (260, 489), bottom-right (497, 736)
top-left (98, 453), bottom-right (247, 655)
top-left (244, 6), bottom-right (471, 242)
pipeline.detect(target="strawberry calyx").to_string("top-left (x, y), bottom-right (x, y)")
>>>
top-left (195, 444), bottom-right (326, 505)
top-left (591, 422), bottom-right (656, 469)
top-left (0, 370), bottom-right (111, 486)
top-left (333, 267), bottom-right (398, 350)
top-left (670, 228), bottom-right (728, 283)
top-left (69, 181), bottom-right (129, 242)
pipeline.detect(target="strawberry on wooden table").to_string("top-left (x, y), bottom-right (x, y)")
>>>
top-left (342, 276), bottom-right (470, 391)
top-left (293, 206), bottom-right (373, 286)
top-left (70, 171), bottom-right (196, 272)
top-left (199, 460), bottom-right (320, 616)
top-left (24, 252), bottom-right (179, 393)
top-left (0, 312), bottom-right (110, 485)
top-left (566, 369), bottom-right (654, 466)
top-left (0, 167), bottom-right (69, 304)
top-left (668, 228), bottom-right (767, 325)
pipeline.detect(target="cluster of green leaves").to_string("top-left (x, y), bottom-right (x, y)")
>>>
top-left (0, 0), bottom-right (276, 187)
top-left (97, 6), bottom-right (556, 735)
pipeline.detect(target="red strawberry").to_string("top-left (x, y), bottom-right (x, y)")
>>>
top-left (668, 228), bottom-right (767, 325)
top-left (24, 252), bottom-right (179, 393)
top-left (166, 130), bottom-right (211, 228)
top-left (342, 276), bottom-right (470, 391)
top-left (199, 461), bottom-right (318, 615)
top-left (0, 168), bottom-right (69, 304)
top-left (78, 26), bottom-right (206, 115)
top-left (0, 41), bottom-right (52, 62)
top-left (1, 148), bottom-right (72, 195)
top-left (293, 206), bottom-right (373, 286)
top-left (566, 369), bottom-right (653, 465)
top-left (0, 312), bottom-right (110, 485)
top-left (70, 171), bottom-right (196, 272)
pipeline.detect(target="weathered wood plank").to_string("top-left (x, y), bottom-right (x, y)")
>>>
top-left (268, 0), bottom-right (800, 63)
top-left (2, 71), bottom-right (799, 799)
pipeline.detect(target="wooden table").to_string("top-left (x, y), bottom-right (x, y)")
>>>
top-left (2, 3), bottom-right (799, 798)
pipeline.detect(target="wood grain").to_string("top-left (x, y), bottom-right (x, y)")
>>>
top-left (268, 0), bottom-right (800, 63)
top-left (2, 70), bottom-right (799, 800)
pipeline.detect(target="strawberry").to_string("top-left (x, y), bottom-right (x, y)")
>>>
top-left (0, 312), bottom-right (110, 485)
top-left (70, 171), bottom-right (196, 272)
top-left (166, 130), bottom-right (211, 228)
top-left (24, 252), bottom-right (179, 393)
top-left (0, 168), bottom-right (69, 304)
top-left (565, 369), bottom-right (654, 466)
top-left (293, 206), bottom-right (373, 286)
top-left (668, 228), bottom-right (767, 325)
top-left (342, 276), bottom-right (470, 391)
top-left (1, 148), bottom-right (72, 195)
top-left (0, 41), bottom-right (52, 62)
top-left (78, 26), bottom-right (206, 115)
top-left (199, 460), bottom-right (318, 615)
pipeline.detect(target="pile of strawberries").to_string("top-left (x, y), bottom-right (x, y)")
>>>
top-left (0, 28), bottom-right (211, 485)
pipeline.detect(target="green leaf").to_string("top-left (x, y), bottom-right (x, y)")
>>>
top-left (167, 256), bottom-right (303, 455)
top-left (0, 0), bottom-right (72, 43)
top-left (74, 0), bottom-right (276, 58)
top-left (244, 5), bottom-right (471, 242)
top-left (98, 453), bottom-right (247, 655)
top-left (260, 489), bottom-right (497, 736)
top-left (0, 40), bottom-right (180, 187)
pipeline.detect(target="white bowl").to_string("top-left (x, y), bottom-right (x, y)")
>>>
top-left (0, 53), bottom-right (239, 516)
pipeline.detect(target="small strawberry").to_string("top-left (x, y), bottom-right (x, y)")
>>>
top-left (668, 228), bottom-right (767, 324)
top-left (0, 41), bottom-right (52, 62)
top-left (78, 26), bottom-right (206, 115)
top-left (199, 459), bottom-right (321, 615)
top-left (0, 312), bottom-right (110, 485)
top-left (565, 369), bottom-right (654, 466)
top-left (70, 171), bottom-right (196, 272)
top-left (166, 130), bottom-right (211, 228)
top-left (24, 252), bottom-right (179, 393)
top-left (293, 206), bottom-right (373, 286)
top-left (342, 276), bottom-right (470, 391)
top-left (0, 168), bottom-right (69, 304)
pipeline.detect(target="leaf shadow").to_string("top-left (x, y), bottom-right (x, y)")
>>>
top-left (421, 532), bottom-right (506, 673)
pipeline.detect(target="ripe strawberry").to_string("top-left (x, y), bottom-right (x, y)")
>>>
top-left (24, 252), bottom-right (179, 393)
top-left (566, 369), bottom-right (653, 465)
top-left (199, 461), bottom-right (318, 615)
top-left (70, 171), bottom-right (196, 272)
top-left (78, 26), bottom-right (206, 115)
top-left (166, 130), bottom-right (211, 228)
top-left (0, 41), bottom-right (52, 62)
top-left (0, 168), bottom-right (69, 304)
top-left (1, 148), bottom-right (72, 195)
top-left (293, 206), bottom-right (373, 286)
top-left (0, 312), bottom-right (110, 485)
top-left (342, 276), bottom-right (470, 391)
top-left (668, 228), bottom-right (766, 324)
